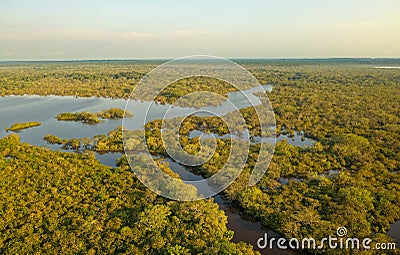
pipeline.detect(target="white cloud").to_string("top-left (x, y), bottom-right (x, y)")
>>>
top-left (0, 28), bottom-right (209, 42)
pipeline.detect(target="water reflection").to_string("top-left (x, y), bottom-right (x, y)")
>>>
top-left (0, 85), bottom-right (288, 254)
top-left (167, 157), bottom-right (295, 255)
top-left (188, 129), bottom-right (316, 148)
top-left (387, 220), bottom-right (400, 246)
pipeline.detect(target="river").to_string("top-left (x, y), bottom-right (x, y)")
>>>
top-left (1, 86), bottom-right (397, 254)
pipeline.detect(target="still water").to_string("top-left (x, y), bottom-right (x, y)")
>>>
top-left (1, 85), bottom-right (397, 253)
top-left (0, 86), bottom-right (283, 254)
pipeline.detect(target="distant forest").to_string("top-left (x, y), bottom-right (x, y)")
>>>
top-left (0, 59), bottom-right (399, 254)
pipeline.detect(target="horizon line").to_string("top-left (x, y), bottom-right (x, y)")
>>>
top-left (1, 57), bottom-right (400, 63)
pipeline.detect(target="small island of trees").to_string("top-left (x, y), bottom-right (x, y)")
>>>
top-left (56, 108), bottom-right (133, 124)
top-left (44, 127), bottom-right (123, 152)
top-left (6, 121), bottom-right (42, 132)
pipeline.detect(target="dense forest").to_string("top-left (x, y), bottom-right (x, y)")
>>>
top-left (100, 107), bottom-right (400, 254)
top-left (44, 127), bottom-right (124, 152)
top-left (0, 59), bottom-right (399, 254)
top-left (0, 61), bottom-right (154, 98)
top-left (0, 134), bottom-right (257, 254)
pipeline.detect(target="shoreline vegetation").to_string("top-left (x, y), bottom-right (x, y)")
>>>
top-left (5, 121), bottom-right (41, 132)
top-left (0, 134), bottom-right (257, 254)
top-left (56, 108), bottom-right (133, 124)
top-left (1, 59), bottom-right (400, 254)
top-left (44, 127), bottom-right (123, 152)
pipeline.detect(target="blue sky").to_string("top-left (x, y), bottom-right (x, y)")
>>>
top-left (0, 0), bottom-right (399, 59)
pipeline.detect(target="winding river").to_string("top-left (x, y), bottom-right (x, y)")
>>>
top-left (1, 86), bottom-right (397, 254)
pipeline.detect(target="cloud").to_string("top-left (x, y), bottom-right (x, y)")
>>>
top-left (0, 28), bottom-right (209, 42)
top-left (313, 20), bottom-right (381, 32)
top-left (125, 30), bottom-right (206, 38)
top-left (46, 51), bottom-right (66, 56)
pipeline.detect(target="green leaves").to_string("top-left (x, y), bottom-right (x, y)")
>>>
top-left (0, 135), bottom-right (257, 254)
top-left (56, 108), bottom-right (132, 125)
top-left (5, 121), bottom-right (41, 132)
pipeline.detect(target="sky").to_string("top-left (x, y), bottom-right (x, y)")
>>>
top-left (0, 0), bottom-right (399, 60)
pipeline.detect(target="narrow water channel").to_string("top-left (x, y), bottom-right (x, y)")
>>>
top-left (1, 86), bottom-right (398, 253)
top-left (165, 158), bottom-right (295, 255)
